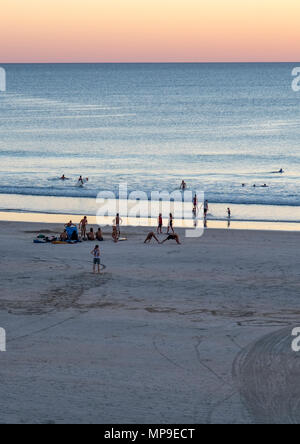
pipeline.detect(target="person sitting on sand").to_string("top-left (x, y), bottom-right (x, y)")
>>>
top-left (96, 227), bottom-right (104, 241)
top-left (161, 233), bottom-right (181, 245)
top-left (144, 232), bottom-right (160, 244)
top-left (87, 228), bottom-right (95, 241)
top-left (79, 216), bottom-right (88, 239)
top-left (112, 226), bottom-right (119, 243)
top-left (91, 245), bottom-right (101, 274)
top-left (60, 230), bottom-right (68, 241)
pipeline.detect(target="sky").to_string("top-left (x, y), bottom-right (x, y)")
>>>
top-left (0, 0), bottom-right (300, 63)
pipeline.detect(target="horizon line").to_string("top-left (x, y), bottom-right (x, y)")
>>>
top-left (1, 61), bottom-right (300, 65)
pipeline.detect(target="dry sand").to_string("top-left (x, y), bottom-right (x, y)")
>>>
top-left (0, 221), bottom-right (300, 424)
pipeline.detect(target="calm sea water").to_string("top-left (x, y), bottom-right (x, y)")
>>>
top-left (0, 63), bottom-right (299, 221)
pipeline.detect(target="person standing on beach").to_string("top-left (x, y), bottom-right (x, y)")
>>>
top-left (91, 245), bottom-right (101, 274)
top-left (113, 213), bottom-right (123, 236)
top-left (157, 213), bottom-right (163, 234)
top-left (193, 194), bottom-right (198, 214)
top-left (167, 213), bottom-right (174, 234)
top-left (180, 180), bottom-right (187, 190)
top-left (204, 200), bottom-right (209, 218)
top-left (112, 226), bottom-right (119, 243)
top-left (79, 216), bottom-right (88, 239)
top-left (227, 208), bottom-right (231, 219)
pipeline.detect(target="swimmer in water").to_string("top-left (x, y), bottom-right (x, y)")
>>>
top-left (60, 174), bottom-right (67, 181)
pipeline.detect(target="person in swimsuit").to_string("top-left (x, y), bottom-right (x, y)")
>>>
top-left (112, 226), bottom-right (119, 243)
top-left (161, 233), bottom-right (181, 245)
top-left (144, 232), bottom-right (160, 244)
top-left (60, 174), bottom-right (68, 181)
top-left (193, 194), bottom-right (198, 214)
top-left (157, 213), bottom-right (163, 234)
top-left (60, 230), bottom-right (68, 241)
top-left (167, 213), bottom-right (174, 234)
top-left (79, 216), bottom-right (88, 239)
top-left (113, 213), bottom-right (123, 236)
top-left (96, 228), bottom-right (104, 241)
top-left (227, 208), bottom-right (231, 218)
top-left (65, 220), bottom-right (74, 228)
top-left (204, 200), bottom-right (208, 218)
top-left (91, 245), bottom-right (101, 274)
top-left (87, 228), bottom-right (95, 241)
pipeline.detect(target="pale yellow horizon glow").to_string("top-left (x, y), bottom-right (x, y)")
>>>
top-left (0, 0), bottom-right (300, 63)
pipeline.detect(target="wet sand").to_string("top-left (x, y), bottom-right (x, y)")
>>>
top-left (0, 221), bottom-right (300, 424)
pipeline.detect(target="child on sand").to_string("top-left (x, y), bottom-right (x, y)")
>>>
top-left (91, 245), bottom-right (101, 274)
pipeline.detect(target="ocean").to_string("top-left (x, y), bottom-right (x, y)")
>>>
top-left (0, 63), bottom-right (299, 222)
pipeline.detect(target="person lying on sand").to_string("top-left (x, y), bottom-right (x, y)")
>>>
top-left (144, 232), bottom-right (160, 244)
top-left (161, 233), bottom-right (181, 245)
top-left (112, 226), bottom-right (119, 243)
top-left (87, 228), bottom-right (95, 241)
top-left (96, 228), bottom-right (104, 241)
top-left (60, 230), bottom-right (68, 241)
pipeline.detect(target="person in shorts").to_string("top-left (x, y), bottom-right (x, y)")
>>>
top-left (91, 245), bottom-right (101, 274)
top-left (161, 233), bottom-right (181, 245)
top-left (157, 213), bottom-right (163, 234)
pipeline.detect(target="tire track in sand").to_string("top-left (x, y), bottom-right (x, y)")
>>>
top-left (233, 327), bottom-right (300, 424)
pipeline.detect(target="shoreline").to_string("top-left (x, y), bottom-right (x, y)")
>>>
top-left (1, 209), bottom-right (300, 232)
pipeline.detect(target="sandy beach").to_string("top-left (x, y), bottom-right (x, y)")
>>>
top-left (0, 220), bottom-right (300, 424)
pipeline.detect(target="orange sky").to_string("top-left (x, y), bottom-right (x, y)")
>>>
top-left (0, 0), bottom-right (300, 62)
